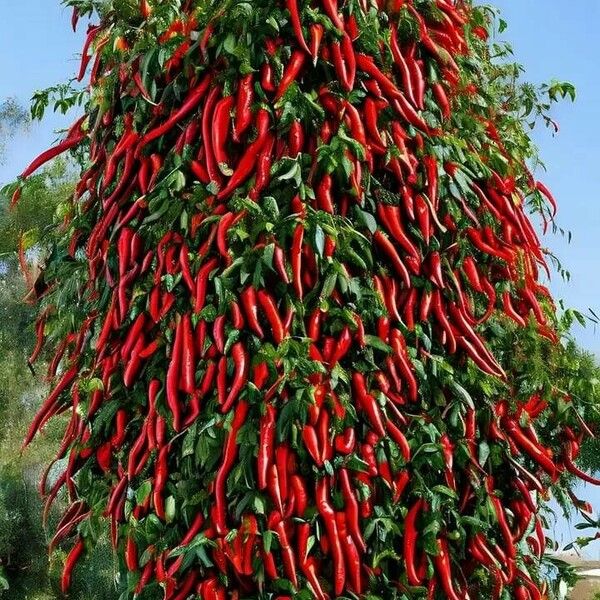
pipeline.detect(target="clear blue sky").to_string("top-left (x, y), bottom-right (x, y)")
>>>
top-left (1, 0), bottom-right (599, 556)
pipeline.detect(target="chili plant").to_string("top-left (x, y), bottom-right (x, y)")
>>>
top-left (11, 0), bottom-right (596, 599)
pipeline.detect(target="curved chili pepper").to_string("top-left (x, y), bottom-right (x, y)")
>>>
top-left (286, 0), bottom-right (310, 54)
top-left (257, 289), bottom-right (285, 344)
top-left (240, 286), bottom-right (265, 338)
top-left (139, 75), bottom-right (212, 149)
top-left (214, 400), bottom-right (249, 535)
top-left (180, 313), bottom-right (196, 395)
top-left (432, 537), bottom-right (462, 600)
top-left (61, 537), bottom-right (85, 593)
top-left (374, 230), bottom-right (411, 288)
top-left (221, 342), bottom-right (248, 413)
top-left (201, 85), bottom-right (224, 187)
top-left (258, 403), bottom-right (276, 489)
top-left (276, 50), bottom-right (306, 100)
top-left (194, 257), bottom-right (219, 314)
top-left (212, 95), bottom-right (235, 175)
top-left (166, 319), bottom-right (184, 431)
top-left (404, 499), bottom-right (425, 585)
top-left (250, 132), bottom-right (276, 199)
top-left (233, 74), bottom-right (255, 141)
top-left (316, 477), bottom-right (346, 596)
top-left (218, 109), bottom-right (271, 199)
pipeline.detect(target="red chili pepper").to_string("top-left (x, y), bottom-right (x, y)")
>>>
top-left (390, 23), bottom-right (418, 107)
top-left (201, 85), bottom-right (224, 186)
top-left (565, 441), bottom-right (600, 484)
top-left (432, 537), bottom-right (462, 600)
top-left (503, 418), bottom-right (558, 479)
top-left (286, 0), bottom-right (310, 54)
top-left (166, 319), bottom-right (184, 432)
top-left (139, 75), bottom-right (212, 149)
top-left (240, 286), bottom-right (264, 338)
top-left (374, 230), bottom-right (411, 288)
top-left (250, 133), bottom-right (276, 200)
top-left (218, 109), bottom-right (271, 199)
top-left (428, 251), bottom-right (445, 288)
top-left (352, 372), bottom-right (387, 437)
top-left (233, 74), bottom-right (255, 142)
top-left (180, 313), bottom-right (196, 395)
top-left (257, 289), bottom-right (285, 344)
top-left (309, 23), bottom-right (324, 62)
top-left (335, 427), bottom-right (356, 455)
top-left (194, 258), bottom-right (219, 314)
top-left (364, 97), bottom-right (386, 151)
top-left (339, 468), bottom-right (366, 554)
top-left (331, 38), bottom-right (353, 92)
top-left (273, 514), bottom-right (298, 587)
top-left (432, 82), bottom-right (451, 120)
top-left (322, 0), bottom-right (344, 30)
top-left (335, 511), bottom-right (362, 593)
top-left (302, 424), bottom-right (323, 466)
top-left (389, 329), bottom-right (419, 402)
top-left (214, 400), bottom-right (249, 535)
top-left (290, 223), bottom-right (305, 299)
top-left (290, 474), bottom-right (308, 517)
top-left (220, 342), bottom-right (248, 413)
top-left (377, 203), bottom-right (420, 260)
top-left (316, 477), bottom-right (346, 596)
top-left (276, 50), bottom-right (306, 99)
top-left (23, 364), bottom-right (79, 448)
top-left (316, 174), bottom-right (335, 214)
top-left (61, 537), bottom-right (85, 593)
top-left (258, 403), bottom-right (276, 489)
top-left (273, 244), bottom-right (291, 284)
top-left (404, 499), bottom-right (425, 585)
top-left (212, 95), bottom-right (235, 175)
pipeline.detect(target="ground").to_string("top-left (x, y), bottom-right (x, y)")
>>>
top-left (563, 556), bottom-right (600, 599)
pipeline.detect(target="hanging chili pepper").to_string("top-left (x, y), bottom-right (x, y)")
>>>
top-left (286, 0), bottom-right (310, 54)
top-left (233, 74), bottom-right (255, 142)
top-left (139, 75), bottom-right (212, 149)
top-left (404, 499), bottom-right (426, 585)
top-left (194, 258), bottom-right (219, 314)
top-left (218, 109), bottom-right (271, 199)
top-left (432, 537), bottom-right (462, 600)
top-left (316, 477), bottom-right (346, 596)
top-left (220, 342), bottom-right (248, 413)
top-left (257, 289), bottom-right (286, 344)
top-left (166, 318), bottom-right (184, 431)
top-left (240, 286), bottom-right (265, 338)
top-left (214, 400), bottom-right (249, 535)
top-left (212, 95), bottom-right (235, 175)
top-left (61, 537), bottom-right (85, 593)
top-left (276, 50), bottom-right (307, 100)
top-left (180, 314), bottom-right (196, 395)
top-left (258, 403), bottom-right (276, 490)
top-left (374, 230), bottom-right (411, 288)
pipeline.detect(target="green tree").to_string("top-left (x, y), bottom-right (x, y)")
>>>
top-left (0, 99), bottom-right (28, 163)
top-left (0, 164), bottom-right (116, 599)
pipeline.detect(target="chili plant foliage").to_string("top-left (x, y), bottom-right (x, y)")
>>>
top-left (11, 0), bottom-right (595, 598)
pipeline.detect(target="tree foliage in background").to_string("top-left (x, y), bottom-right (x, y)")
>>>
top-left (0, 150), bottom-right (116, 598)
top-left (4, 2), bottom-right (600, 600)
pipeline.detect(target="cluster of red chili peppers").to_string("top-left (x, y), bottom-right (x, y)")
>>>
top-left (15, 0), bottom-right (595, 598)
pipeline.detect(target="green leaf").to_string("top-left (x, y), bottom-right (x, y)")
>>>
top-left (165, 496), bottom-right (176, 523)
top-left (135, 480), bottom-right (153, 505)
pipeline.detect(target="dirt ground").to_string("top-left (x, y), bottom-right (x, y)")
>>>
top-left (570, 577), bottom-right (600, 600)
top-left (562, 556), bottom-right (600, 599)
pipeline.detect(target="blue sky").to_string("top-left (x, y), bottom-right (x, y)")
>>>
top-left (1, 0), bottom-right (599, 556)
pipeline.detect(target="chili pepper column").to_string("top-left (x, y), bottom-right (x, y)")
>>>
top-left (16, 0), bottom-right (593, 598)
